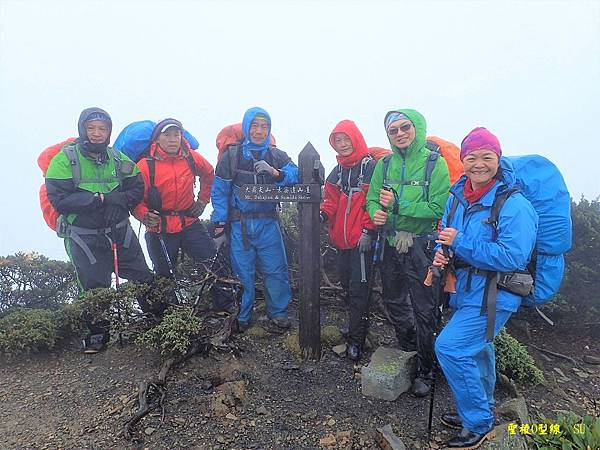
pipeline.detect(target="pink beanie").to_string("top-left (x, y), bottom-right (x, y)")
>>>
top-left (460, 127), bottom-right (502, 160)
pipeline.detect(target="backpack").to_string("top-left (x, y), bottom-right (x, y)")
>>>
top-left (38, 138), bottom-right (76, 230)
top-left (113, 120), bottom-right (200, 162)
top-left (447, 155), bottom-right (571, 323)
top-left (425, 136), bottom-right (463, 185)
top-left (38, 140), bottom-right (126, 230)
top-left (504, 155), bottom-right (571, 309)
top-left (380, 136), bottom-right (462, 200)
top-left (215, 123), bottom-right (277, 161)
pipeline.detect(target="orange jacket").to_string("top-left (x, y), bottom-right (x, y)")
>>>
top-left (134, 141), bottom-right (214, 234)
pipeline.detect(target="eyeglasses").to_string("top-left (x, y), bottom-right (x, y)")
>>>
top-left (387, 123), bottom-right (412, 135)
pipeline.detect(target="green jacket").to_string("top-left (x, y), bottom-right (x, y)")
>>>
top-left (366, 109), bottom-right (450, 241)
top-left (45, 142), bottom-right (142, 229)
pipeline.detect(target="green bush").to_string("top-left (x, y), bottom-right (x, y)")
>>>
top-left (136, 307), bottom-right (201, 357)
top-left (495, 328), bottom-right (545, 385)
top-left (0, 308), bottom-right (59, 354)
top-left (555, 198), bottom-right (600, 321)
top-left (0, 252), bottom-right (77, 313)
top-left (0, 303), bottom-right (87, 356)
top-left (527, 413), bottom-right (600, 450)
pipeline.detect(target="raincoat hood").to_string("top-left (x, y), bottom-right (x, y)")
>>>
top-left (383, 108), bottom-right (427, 155)
top-left (241, 107), bottom-right (272, 159)
top-left (77, 107), bottom-right (112, 156)
top-left (329, 120), bottom-right (370, 169)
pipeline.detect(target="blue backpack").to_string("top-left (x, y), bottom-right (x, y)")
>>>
top-left (113, 120), bottom-right (200, 162)
top-left (506, 155), bottom-right (572, 311)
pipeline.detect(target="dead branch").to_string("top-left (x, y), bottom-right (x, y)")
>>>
top-left (529, 344), bottom-right (579, 367)
top-left (122, 306), bottom-right (239, 440)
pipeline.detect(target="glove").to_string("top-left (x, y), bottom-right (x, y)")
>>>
top-left (187, 200), bottom-right (207, 218)
top-left (103, 190), bottom-right (128, 208)
top-left (394, 230), bottom-right (415, 254)
top-left (104, 204), bottom-right (127, 225)
top-left (254, 160), bottom-right (277, 176)
top-left (213, 228), bottom-right (228, 251)
top-left (143, 210), bottom-right (161, 228)
top-left (320, 212), bottom-right (328, 224)
top-left (358, 229), bottom-right (372, 253)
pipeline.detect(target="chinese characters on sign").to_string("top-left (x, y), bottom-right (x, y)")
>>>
top-left (240, 184), bottom-right (321, 203)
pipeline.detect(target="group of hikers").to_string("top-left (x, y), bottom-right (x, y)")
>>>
top-left (42, 105), bottom-right (568, 449)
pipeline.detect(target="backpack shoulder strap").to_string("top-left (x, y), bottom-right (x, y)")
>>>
top-left (423, 150), bottom-right (440, 200)
top-left (228, 143), bottom-right (241, 180)
top-left (146, 157), bottom-right (156, 187)
top-left (425, 140), bottom-right (441, 154)
top-left (446, 195), bottom-right (460, 227)
top-left (485, 187), bottom-right (519, 239)
top-left (381, 155), bottom-right (392, 186)
top-left (63, 144), bottom-right (81, 187)
top-left (108, 148), bottom-right (125, 185)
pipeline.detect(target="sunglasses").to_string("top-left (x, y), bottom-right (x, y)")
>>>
top-left (387, 123), bottom-right (412, 135)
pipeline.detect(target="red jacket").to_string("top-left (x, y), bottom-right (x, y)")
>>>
top-left (133, 141), bottom-right (214, 234)
top-left (321, 120), bottom-right (376, 250)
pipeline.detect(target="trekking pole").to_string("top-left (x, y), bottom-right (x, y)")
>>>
top-left (427, 244), bottom-right (449, 440)
top-left (360, 252), bottom-right (367, 282)
top-left (110, 228), bottom-right (124, 348)
top-left (192, 248), bottom-right (221, 310)
top-left (156, 231), bottom-right (184, 303)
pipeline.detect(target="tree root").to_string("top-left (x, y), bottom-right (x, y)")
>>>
top-left (530, 344), bottom-right (579, 367)
top-left (122, 307), bottom-right (239, 440)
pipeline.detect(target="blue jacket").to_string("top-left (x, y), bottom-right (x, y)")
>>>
top-left (443, 157), bottom-right (538, 312)
top-left (211, 108), bottom-right (298, 224)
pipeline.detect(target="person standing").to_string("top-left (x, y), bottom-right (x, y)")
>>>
top-left (45, 107), bottom-right (154, 353)
top-left (210, 107), bottom-right (298, 331)
top-left (321, 120), bottom-right (377, 361)
top-left (366, 109), bottom-right (450, 396)
top-left (433, 128), bottom-right (538, 449)
top-left (133, 118), bottom-right (234, 312)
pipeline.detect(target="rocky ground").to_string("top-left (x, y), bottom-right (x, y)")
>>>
top-left (1, 296), bottom-right (599, 450)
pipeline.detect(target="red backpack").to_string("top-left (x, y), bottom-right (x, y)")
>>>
top-left (215, 123), bottom-right (277, 160)
top-left (38, 138), bottom-right (76, 230)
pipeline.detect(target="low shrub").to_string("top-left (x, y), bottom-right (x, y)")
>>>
top-left (527, 413), bottom-right (600, 450)
top-left (0, 308), bottom-right (59, 354)
top-left (495, 328), bottom-right (545, 385)
top-left (136, 307), bottom-right (202, 357)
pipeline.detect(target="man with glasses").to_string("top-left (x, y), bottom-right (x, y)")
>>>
top-left (210, 107), bottom-right (298, 332)
top-left (366, 109), bottom-right (450, 396)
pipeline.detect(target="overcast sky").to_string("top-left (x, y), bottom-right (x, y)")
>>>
top-left (1, 0), bottom-right (599, 261)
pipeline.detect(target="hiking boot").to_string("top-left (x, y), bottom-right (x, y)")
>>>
top-left (441, 411), bottom-right (463, 429)
top-left (446, 427), bottom-right (496, 449)
top-left (346, 343), bottom-right (361, 362)
top-left (82, 333), bottom-right (108, 354)
top-left (270, 316), bottom-right (291, 329)
top-left (411, 377), bottom-right (431, 397)
top-left (236, 320), bottom-right (250, 334)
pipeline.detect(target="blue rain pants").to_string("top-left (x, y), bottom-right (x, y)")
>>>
top-left (435, 306), bottom-right (513, 435)
top-left (230, 218), bottom-right (291, 324)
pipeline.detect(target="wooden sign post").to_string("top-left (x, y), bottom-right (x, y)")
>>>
top-left (297, 142), bottom-right (323, 360)
top-left (240, 142), bottom-right (324, 360)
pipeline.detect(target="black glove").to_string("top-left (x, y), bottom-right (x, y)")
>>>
top-left (254, 160), bottom-right (276, 176)
top-left (104, 204), bottom-right (127, 224)
top-left (104, 190), bottom-right (128, 208)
